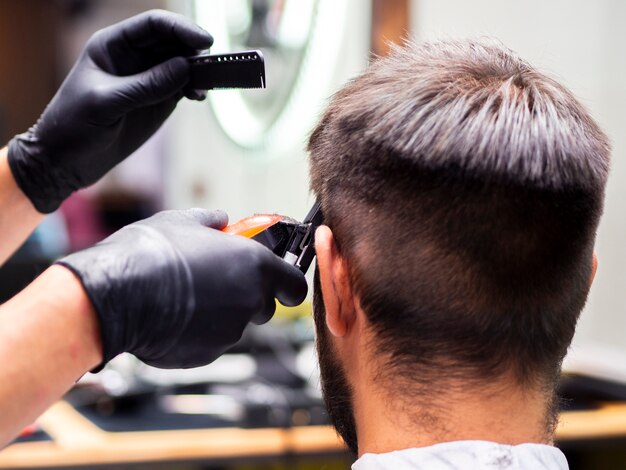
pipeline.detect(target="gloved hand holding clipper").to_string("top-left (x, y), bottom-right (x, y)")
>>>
top-left (57, 209), bottom-right (308, 370)
top-left (8, 10), bottom-right (213, 214)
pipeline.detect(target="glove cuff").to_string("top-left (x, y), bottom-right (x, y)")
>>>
top-left (55, 223), bottom-right (197, 372)
top-left (55, 257), bottom-right (125, 372)
top-left (8, 132), bottom-right (73, 214)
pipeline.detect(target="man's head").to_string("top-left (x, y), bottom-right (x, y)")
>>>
top-left (307, 39), bottom-right (610, 454)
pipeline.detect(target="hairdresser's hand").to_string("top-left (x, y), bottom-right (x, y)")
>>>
top-left (56, 209), bottom-right (308, 370)
top-left (8, 10), bottom-right (212, 214)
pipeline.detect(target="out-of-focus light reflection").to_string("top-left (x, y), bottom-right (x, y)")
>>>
top-left (160, 394), bottom-right (244, 421)
top-left (224, 0), bottom-right (252, 37)
top-left (276, 0), bottom-right (316, 48)
top-left (193, 0), bottom-right (352, 152)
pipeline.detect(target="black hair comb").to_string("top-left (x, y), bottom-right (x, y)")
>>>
top-left (187, 50), bottom-right (266, 90)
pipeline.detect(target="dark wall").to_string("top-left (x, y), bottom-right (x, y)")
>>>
top-left (0, 0), bottom-right (62, 144)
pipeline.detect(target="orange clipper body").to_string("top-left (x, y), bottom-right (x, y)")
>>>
top-left (222, 214), bottom-right (285, 239)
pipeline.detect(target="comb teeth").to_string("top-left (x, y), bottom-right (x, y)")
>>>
top-left (188, 50), bottom-right (266, 90)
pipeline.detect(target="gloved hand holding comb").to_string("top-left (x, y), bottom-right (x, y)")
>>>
top-left (8, 10), bottom-right (212, 213)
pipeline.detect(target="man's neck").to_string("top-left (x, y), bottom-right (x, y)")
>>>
top-left (352, 372), bottom-right (552, 457)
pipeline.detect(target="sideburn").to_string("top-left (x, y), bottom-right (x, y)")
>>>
top-left (313, 266), bottom-right (359, 455)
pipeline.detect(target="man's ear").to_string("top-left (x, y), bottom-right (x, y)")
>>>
top-left (315, 225), bottom-right (355, 338)
top-left (590, 251), bottom-right (598, 287)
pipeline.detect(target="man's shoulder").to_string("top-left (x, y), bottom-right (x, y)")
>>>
top-left (352, 441), bottom-right (568, 470)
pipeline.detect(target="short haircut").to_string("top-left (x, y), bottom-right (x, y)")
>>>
top-left (308, 39), bottom-right (610, 391)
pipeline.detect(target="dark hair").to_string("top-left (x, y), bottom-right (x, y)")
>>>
top-left (308, 40), bottom-right (610, 391)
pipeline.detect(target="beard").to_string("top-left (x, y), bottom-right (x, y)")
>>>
top-left (313, 266), bottom-right (359, 455)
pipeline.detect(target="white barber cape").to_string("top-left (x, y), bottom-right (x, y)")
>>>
top-left (352, 441), bottom-right (568, 470)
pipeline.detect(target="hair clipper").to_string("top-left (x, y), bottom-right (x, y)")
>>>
top-left (223, 202), bottom-right (323, 274)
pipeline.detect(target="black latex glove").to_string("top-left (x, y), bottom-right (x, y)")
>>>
top-left (8, 10), bottom-right (213, 214)
top-left (56, 209), bottom-right (308, 370)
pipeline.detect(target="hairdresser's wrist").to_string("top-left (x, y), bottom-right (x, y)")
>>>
top-left (0, 146), bottom-right (45, 264)
top-left (33, 266), bottom-right (103, 370)
top-left (0, 266), bottom-right (102, 447)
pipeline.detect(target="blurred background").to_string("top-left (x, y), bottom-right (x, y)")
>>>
top-left (2, 0), bottom-right (626, 468)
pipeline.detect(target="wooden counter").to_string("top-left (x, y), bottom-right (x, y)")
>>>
top-left (2, 401), bottom-right (626, 468)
